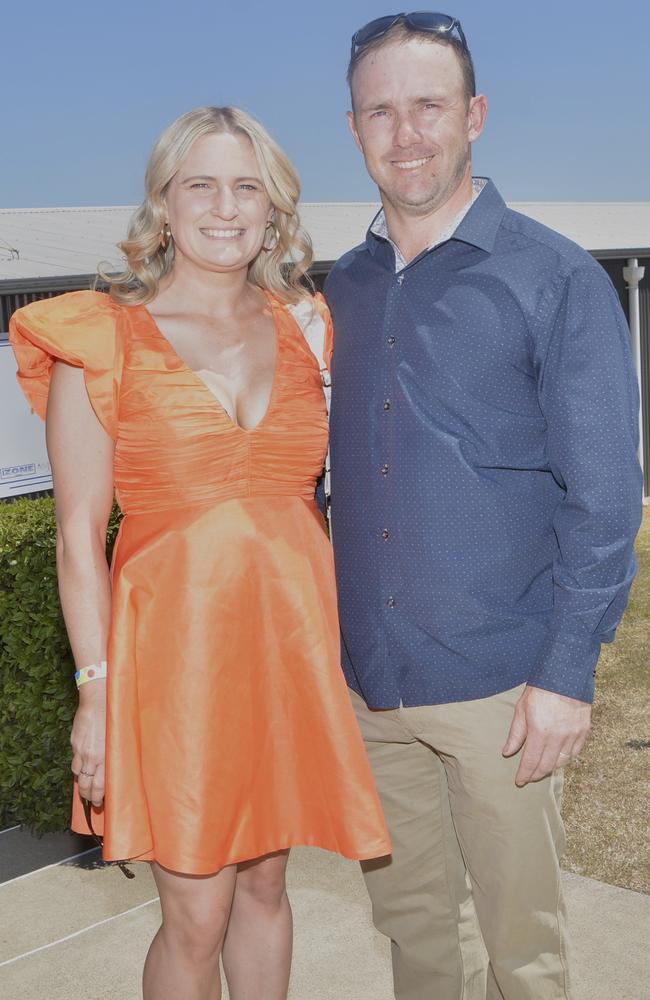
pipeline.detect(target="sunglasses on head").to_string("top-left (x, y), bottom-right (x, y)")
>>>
top-left (350, 11), bottom-right (468, 61)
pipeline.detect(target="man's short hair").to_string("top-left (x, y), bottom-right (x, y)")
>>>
top-left (347, 20), bottom-right (476, 110)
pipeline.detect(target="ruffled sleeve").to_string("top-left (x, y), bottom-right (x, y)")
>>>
top-left (9, 290), bottom-right (120, 439)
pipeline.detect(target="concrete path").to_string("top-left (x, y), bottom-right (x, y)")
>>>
top-left (0, 845), bottom-right (647, 999)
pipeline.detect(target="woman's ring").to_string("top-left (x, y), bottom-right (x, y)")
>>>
top-left (558, 752), bottom-right (571, 759)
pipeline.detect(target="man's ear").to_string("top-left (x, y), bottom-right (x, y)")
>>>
top-left (347, 110), bottom-right (364, 154)
top-left (468, 94), bottom-right (488, 143)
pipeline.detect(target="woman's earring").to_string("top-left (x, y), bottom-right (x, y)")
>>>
top-left (261, 222), bottom-right (279, 253)
top-left (159, 223), bottom-right (172, 250)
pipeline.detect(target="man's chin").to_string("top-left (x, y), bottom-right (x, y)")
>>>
top-left (385, 187), bottom-right (442, 217)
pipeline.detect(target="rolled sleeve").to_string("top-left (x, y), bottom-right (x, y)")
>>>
top-left (529, 264), bottom-right (643, 701)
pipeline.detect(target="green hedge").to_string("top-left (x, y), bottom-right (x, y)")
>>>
top-left (0, 497), bottom-right (121, 832)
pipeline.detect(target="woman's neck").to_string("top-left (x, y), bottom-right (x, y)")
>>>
top-left (154, 257), bottom-right (259, 319)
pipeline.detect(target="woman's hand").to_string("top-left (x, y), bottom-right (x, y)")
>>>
top-left (71, 680), bottom-right (107, 808)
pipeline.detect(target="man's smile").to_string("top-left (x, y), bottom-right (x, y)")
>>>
top-left (391, 155), bottom-right (434, 171)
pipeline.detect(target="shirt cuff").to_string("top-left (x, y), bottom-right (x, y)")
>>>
top-left (527, 629), bottom-right (601, 703)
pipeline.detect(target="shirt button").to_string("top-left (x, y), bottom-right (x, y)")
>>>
top-left (397, 274), bottom-right (404, 285)
top-left (382, 528), bottom-right (390, 540)
top-left (383, 399), bottom-right (391, 411)
top-left (381, 463), bottom-right (390, 476)
top-left (387, 595), bottom-right (396, 608)
top-left (387, 336), bottom-right (396, 347)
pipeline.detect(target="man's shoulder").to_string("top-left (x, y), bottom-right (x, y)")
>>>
top-left (325, 242), bottom-right (370, 290)
top-left (499, 206), bottom-right (598, 274)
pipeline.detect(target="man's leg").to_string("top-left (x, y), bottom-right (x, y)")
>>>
top-left (407, 685), bottom-right (573, 1000)
top-left (350, 690), bottom-right (486, 1000)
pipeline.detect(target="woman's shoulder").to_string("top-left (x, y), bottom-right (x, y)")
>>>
top-left (312, 290), bottom-right (330, 316)
top-left (280, 290), bottom-right (333, 374)
top-left (9, 290), bottom-right (122, 432)
top-left (12, 289), bottom-right (118, 331)
top-left (9, 290), bottom-right (123, 363)
top-left (309, 292), bottom-right (333, 367)
top-left (278, 289), bottom-right (330, 324)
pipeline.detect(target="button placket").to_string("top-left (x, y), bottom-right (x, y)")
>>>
top-left (378, 271), bottom-right (402, 621)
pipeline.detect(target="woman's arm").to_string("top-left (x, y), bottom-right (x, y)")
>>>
top-left (46, 360), bottom-right (115, 808)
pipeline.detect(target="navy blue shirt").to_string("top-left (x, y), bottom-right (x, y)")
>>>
top-left (325, 179), bottom-right (642, 708)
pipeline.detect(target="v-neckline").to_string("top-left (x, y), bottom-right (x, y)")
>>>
top-left (137, 289), bottom-right (282, 435)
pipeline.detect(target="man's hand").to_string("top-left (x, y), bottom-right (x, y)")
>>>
top-left (502, 685), bottom-right (592, 787)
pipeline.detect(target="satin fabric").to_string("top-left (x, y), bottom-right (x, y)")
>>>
top-left (10, 290), bottom-right (390, 874)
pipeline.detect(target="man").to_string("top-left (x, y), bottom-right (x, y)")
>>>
top-left (324, 12), bottom-right (642, 1000)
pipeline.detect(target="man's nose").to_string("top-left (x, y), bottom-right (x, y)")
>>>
top-left (393, 114), bottom-right (422, 148)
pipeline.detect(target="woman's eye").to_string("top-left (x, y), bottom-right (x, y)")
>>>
top-left (190, 182), bottom-right (211, 190)
top-left (238, 184), bottom-right (258, 191)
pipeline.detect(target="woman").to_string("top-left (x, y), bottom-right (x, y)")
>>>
top-left (10, 106), bottom-right (390, 1000)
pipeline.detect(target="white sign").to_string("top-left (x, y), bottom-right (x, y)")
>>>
top-left (0, 339), bottom-right (52, 497)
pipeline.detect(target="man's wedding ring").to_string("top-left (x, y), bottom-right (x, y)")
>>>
top-left (80, 769), bottom-right (95, 776)
top-left (558, 752), bottom-right (571, 759)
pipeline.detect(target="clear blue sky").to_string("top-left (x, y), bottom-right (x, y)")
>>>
top-left (3, 0), bottom-right (649, 207)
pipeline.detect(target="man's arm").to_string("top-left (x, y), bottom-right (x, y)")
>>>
top-left (504, 262), bottom-right (642, 784)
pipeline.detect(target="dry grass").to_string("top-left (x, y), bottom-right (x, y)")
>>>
top-left (562, 509), bottom-right (650, 894)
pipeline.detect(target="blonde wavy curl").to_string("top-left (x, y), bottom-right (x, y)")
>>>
top-left (99, 106), bottom-right (314, 305)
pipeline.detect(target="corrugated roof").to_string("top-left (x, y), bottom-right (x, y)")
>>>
top-left (1, 201), bottom-right (649, 281)
top-left (0, 207), bottom-right (134, 281)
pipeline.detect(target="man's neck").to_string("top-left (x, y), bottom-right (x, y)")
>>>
top-left (382, 173), bottom-right (475, 266)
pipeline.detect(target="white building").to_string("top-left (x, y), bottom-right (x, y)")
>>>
top-left (1, 202), bottom-right (648, 497)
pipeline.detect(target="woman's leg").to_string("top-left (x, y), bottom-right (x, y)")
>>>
top-left (222, 850), bottom-right (292, 1000)
top-left (143, 862), bottom-right (237, 1000)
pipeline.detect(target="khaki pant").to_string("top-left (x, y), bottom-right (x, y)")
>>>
top-left (350, 685), bottom-right (572, 1000)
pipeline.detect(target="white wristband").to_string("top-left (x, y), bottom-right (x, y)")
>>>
top-left (75, 660), bottom-right (107, 687)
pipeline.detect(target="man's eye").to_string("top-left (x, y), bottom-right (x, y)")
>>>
top-left (370, 110), bottom-right (388, 119)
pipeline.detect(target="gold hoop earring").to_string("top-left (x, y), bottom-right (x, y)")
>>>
top-left (261, 223), bottom-right (279, 253)
top-left (159, 223), bottom-right (172, 250)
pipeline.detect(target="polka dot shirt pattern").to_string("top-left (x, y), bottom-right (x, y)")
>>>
top-left (325, 179), bottom-right (642, 709)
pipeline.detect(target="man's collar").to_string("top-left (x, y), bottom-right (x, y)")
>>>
top-left (452, 178), bottom-right (506, 253)
top-left (366, 178), bottom-right (506, 258)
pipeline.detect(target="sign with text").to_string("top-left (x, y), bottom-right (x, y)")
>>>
top-left (0, 340), bottom-right (52, 498)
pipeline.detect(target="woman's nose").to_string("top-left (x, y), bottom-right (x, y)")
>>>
top-left (210, 188), bottom-right (238, 219)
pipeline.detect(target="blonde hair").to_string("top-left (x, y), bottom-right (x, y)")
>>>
top-left (99, 106), bottom-right (313, 305)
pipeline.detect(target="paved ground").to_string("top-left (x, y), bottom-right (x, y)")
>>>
top-left (0, 830), bottom-right (647, 999)
top-left (0, 826), bottom-right (93, 883)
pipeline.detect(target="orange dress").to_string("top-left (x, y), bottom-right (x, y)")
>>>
top-left (10, 289), bottom-right (390, 874)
